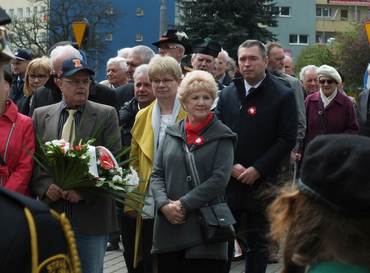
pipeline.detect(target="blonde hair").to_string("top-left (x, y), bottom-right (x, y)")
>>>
top-left (177, 70), bottom-right (217, 104)
top-left (148, 55), bottom-right (182, 82)
top-left (24, 57), bottom-right (51, 96)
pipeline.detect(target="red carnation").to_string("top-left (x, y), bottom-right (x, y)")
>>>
top-left (99, 154), bottom-right (115, 170)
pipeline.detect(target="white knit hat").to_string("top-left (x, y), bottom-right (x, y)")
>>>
top-left (317, 65), bottom-right (342, 84)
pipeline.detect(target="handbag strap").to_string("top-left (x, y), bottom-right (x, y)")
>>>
top-left (182, 142), bottom-right (201, 189)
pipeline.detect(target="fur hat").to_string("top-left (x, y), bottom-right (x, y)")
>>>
top-left (192, 38), bottom-right (221, 58)
top-left (317, 65), bottom-right (342, 84)
top-left (298, 134), bottom-right (370, 216)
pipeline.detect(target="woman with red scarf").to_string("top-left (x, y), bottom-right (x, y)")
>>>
top-left (151, 70), bottom-right (237, 273)
top-left (0, 68), bottom-right (35, 195)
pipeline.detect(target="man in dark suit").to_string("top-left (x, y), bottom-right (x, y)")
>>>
top-left (31, 57), bottom-right (121, 273)
top-left (29, 45), bottom-right (117, 115)
top-left (216, 40), bottom-right (297, 273)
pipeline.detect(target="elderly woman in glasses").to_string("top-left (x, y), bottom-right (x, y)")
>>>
top-left (17, 57), bottom-right (51, 116)
top-left (304, 65), bottom-right (359, 146)
top-left (150, 70), bottom-right (236, 273)
top-left (123, 55), bottom-right (186, 273)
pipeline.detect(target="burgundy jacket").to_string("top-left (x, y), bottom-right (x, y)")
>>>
top-left (0, 100), bottom-right (35, 195)
top-left (305, 91), bottom-right (359, 145)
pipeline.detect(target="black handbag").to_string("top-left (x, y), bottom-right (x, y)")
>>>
top-left (182, 142), bottom-right (236, 244)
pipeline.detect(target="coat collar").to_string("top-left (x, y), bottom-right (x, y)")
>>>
top-left (309, 91), bottom-right (346, 107)
top-left (2, 100), bottom-right (18, 123)
top-left (166, 115), bottom-right (237, 151)
top-left (42, 100), bottom-right (97, 141)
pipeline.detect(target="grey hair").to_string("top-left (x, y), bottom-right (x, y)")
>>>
top-left (49, 45), bottom-right (81, 70)
top-left (238, 40), bottom-right (267, 58)
top-left (107, 56), bottom-right (127, 71)
top-left (299, 65), bottom-right (319, 81)
top-left (117, 47), bottom-right (131, 58)
top-left (218, 49), bottom-right (231, 63)
top-left (133, 64), bottom-right (149, 81)
top-left (131, 45), bottom-right (155, 64)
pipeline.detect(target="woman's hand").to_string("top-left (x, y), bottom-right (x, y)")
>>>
top-left (160, 200), bottom-right (186, 225)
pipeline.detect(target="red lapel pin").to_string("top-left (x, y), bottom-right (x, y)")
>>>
top-left (247, 106), bottom-right (257, 116)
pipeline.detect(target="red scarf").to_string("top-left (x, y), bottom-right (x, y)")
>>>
top-left (185, 113), bottom-right (213, 145)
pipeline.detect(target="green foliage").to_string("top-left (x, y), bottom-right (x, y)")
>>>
top-left (296, 23), bottom-right (370, 91)
top-left (333, 23), bottom-right (370, 91)
top-left (178, 0), bottom-right (277, 60)
top-left (295, 44), bottom-right (338, 77)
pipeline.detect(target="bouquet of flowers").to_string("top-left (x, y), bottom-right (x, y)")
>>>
top-left (35, 139), bottom-right (143, 209)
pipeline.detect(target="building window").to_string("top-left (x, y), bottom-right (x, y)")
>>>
top-left (105, 33), bottom-right (113, 41)
top-left (8, 9), bottom-right (14, 17)
top-left (316, 6), bottom-right (332, 18)
top-left (17, 8), bottom-right (23, 18)
top-left (280, 7), bottom-right (290, 16)
top-left (25, 7), bottom-right (31, 18)
top-left (135, 33), bottom-right (143, 42)
top-left (316, 31), bottom-right (336, 44)
top-left (289, 34), bottom-right (309, 45)
top-left (136, 7), bottom-right (144, 16)
top-left (272, 6), bottom-right (290, 17)
top-left (340, 9), bottom-right (348, 20)
top-left (33, 6), bottom-right (38, 15)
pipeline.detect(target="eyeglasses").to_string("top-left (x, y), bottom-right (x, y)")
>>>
top-left (29, 74), bottom-right (49, 80)
top-left (62, 78), bottom-right (91, 86)
top-left (159, 45), bottom-right (178, 50)
top-left (319, 79), bottom-right (335, 85)
top-left (151, 78), bottom-right (175, 85)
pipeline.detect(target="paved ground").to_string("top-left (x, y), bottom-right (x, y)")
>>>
top-left (104, 248), bottom-right (282, 273)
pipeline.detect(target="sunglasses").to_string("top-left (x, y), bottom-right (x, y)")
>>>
top-left (319, 79), bottom-right (335, 85)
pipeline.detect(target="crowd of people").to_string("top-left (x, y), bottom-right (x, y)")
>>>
top-left (1, 24), bottom-right (370, 273)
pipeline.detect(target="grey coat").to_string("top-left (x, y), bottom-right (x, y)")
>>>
top-left (358, 88), bottom-right (370, 136)
top-left (150, 117), bottom-right (236, 259)
top-left (273, 72), bottom-right (306, 146)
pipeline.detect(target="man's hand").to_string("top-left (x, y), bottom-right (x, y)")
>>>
top-left (237, 167), bottom-right (261, 185)
top-left (62, 190), bottom-right (82, 203)
top-left (231, 164), bottom-right (246, 179)
top-left (160, 201), bottom-right (186, 225)
top-left (45, 184), bottom-right (63, 201)
top-left (290, 150), bottom-right (302, 163)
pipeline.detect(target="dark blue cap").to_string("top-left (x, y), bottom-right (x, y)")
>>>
top-left (14, 48), bottom-right (32, 61)
top-left (60, 58), bottom-right (94, 78)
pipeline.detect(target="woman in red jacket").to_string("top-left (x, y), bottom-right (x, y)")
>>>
top-left (0, 69), bottom-right (35, 195)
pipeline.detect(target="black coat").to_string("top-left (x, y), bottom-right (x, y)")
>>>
top-left (116, 83), bottom-right (134, 110)
top-left (29, 76), bottom-right (118, 115)
top-left (215, 72), bottom-right (297, 209)
top-left (118, 97), bottom-right (139, 147)
top-left (0, 188), bottom-right (79, 273)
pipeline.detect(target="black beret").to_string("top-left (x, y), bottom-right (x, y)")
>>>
top-left (192, 38), bottom-right (221, 58)
top-left (152, 29), bottom-right (192, 55)
top-left (298, 134), bottom-right (370, 216)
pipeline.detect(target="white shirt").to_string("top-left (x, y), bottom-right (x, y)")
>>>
top-left (243, 75), bottom-right (265, 96)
